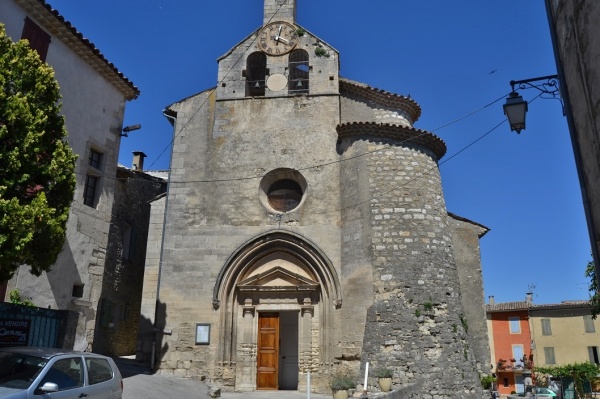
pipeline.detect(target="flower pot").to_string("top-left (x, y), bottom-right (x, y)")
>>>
top-left (378, 377), bottom-right (393, 392)
top-left (332, 389), bottom-right (349, 399)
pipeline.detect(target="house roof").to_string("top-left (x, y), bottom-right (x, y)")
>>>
top-left (116, 165), bottom-right (167, 182)
top-left (487, 299), bottom-right (590, 313)
top-left (487, 301), bottom-right (531, 312)
top-left (14, 0), bottom-right (139, 100)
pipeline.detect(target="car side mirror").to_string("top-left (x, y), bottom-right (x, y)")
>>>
top-left (39, 382), bottom-right (59, 393)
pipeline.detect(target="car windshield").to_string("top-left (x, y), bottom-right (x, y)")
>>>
top-left (0, 351), bottom-right (48, 389)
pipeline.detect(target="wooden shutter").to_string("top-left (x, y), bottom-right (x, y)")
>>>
top-left (21, 17), bottom-right (51, 62)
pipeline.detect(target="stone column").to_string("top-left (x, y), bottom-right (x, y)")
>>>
top-left (298, 298), bottom-right (314, 391)
top-left (236, 299), bottom-right (256, 391)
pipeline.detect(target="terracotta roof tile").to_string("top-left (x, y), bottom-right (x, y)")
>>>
top-left (336, 121), bottom-right (446, 160)
top-left (339, 78), bottom-right (421, 123)
top-left (487, 300), bottom-right (590, 313)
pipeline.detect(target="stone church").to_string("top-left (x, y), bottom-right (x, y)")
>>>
top-left (138, 0), bottom-right (490, 396)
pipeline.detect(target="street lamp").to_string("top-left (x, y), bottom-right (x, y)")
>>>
top-left (503, 75), bottom-right (562, 133)
top-left (121, 124), bottom-right (141, 137)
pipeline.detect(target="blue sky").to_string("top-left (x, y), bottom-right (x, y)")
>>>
top-left (49, 0), bottom-right (591, 305)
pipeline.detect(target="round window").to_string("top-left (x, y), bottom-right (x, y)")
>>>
top-left (267, 179), bottom-right (303, 212)
top-left (259, 169), bottom-right (307, 213)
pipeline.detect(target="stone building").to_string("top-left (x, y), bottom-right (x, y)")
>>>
top-left (139, 0), bottom-right (489, 396)
top-left (545, 1), bottom-right (600, 280)
top-left (94, 152), bottom-right (167, 356)
top-left (0, 0), bottom-right (139, 351)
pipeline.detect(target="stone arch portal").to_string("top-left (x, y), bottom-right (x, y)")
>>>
top-left (212, 231), bottom-right (342, 391)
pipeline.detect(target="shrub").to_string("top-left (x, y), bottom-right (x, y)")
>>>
top-left (330, 374), bottom-right (355, 391)
top-left (374, 367), bottom-right (393, 378)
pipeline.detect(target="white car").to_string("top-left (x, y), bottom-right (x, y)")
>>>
top-left (0, 347), bottom-right (123, 398)
top-left (534, 387), bottom-right (558, 397)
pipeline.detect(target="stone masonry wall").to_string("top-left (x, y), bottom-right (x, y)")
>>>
top-left (449, 216), bottom-right (491, 375)
top-left (339, 135), bottom-right (483, 398)
top-left (154, 91), bottom-right (344, 384)
top-left (96, 169), bottom-right (165, 356)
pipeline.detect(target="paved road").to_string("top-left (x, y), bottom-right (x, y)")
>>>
top-left (116, 358), bottom-right (331, 399)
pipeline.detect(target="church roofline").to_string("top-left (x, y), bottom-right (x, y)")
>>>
top-left (448, 212), bottom-right (490, 238)
top-left (15, 0), bottom-right (140, 100)
top-left (336, 122), bottom-right (446, 160)
top-left (216, 23), bottom-right (340, 62)
top-left (340, 78), bottom-right (421, 123)
top-left (163, 87), bottom-right (217, 115)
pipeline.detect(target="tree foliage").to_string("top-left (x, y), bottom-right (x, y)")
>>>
top-left (535, 362), bottom-right (600, 399)
top-left (9, 289), bottom-right (34, 307)
top-left (585, 259), bottom-right (600, 319)
top-left (0, 25), bottom-right (76, 282)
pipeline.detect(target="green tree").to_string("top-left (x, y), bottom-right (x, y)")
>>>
top-left (586, 259), bottom-right (600, 319)
top-left (0, 24), bottom-right (76, 282)
top-left (536, 362), bottom-right (600, 399)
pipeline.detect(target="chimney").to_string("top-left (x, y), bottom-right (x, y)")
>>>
top-left (525, 292), bottom-right (533, 304)
top-left (488, 296), bottom-right (495, 306)
top-left (132, 151), bottom-right (147, 171)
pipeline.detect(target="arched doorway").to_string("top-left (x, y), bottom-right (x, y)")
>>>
top-left (212, 231), bottom-right (341, 392)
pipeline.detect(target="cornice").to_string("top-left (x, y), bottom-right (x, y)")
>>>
top-left (339, 78), bottom-right (421, 123)
top-left (336, 122), bottom-right (446, 160)
top-left (14, 0), bottom-right (139, 100)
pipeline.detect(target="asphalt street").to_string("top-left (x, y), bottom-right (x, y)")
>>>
top-left (116, 358), bottom-right (331, 399)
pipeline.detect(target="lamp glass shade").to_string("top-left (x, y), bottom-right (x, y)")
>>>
top-left (503, 92), bottom-right (528, 133)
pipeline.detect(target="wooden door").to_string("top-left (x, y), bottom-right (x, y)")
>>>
top-left (257, 313), bottom-right (279, 389)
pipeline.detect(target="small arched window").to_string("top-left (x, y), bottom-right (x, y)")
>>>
top-left (246, 52), bottom-right (267, 96)
top-left (288, 50), bottom-right (309, 94)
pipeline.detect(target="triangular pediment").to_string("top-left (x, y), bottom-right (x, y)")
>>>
top-left (237, 266), bottom-right (318, 292)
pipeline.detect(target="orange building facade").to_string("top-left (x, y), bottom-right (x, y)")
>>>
top-left (487, 296), bottom-right (534, 396)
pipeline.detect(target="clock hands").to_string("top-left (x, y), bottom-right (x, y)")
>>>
top-left (274, 24), bottom-right (283, 42)
top-left (273, 25), bottom-right (291, 45)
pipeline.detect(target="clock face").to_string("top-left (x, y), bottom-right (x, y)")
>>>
top-left (258, 22), bottom-right (299, 55)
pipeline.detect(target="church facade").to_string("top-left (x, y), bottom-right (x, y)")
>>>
top-left (139, 1), bottom-right (489, 396)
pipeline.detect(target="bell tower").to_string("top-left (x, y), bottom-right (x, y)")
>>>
top-left (264, 0), bottom-right (296, 25)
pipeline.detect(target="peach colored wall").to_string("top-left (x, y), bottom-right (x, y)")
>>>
top-left (490, 310), bottom-right (531, 395)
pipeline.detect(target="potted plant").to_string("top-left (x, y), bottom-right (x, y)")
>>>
top-left (330, 373), bottom-right (355, 399)
top-left (374, 367), bottom-right (393, 392)
top-left (497, 358), bottom-right (507, 370)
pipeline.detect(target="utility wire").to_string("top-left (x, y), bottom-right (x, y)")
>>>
top-left (108, 90), bottom-right (512, 186)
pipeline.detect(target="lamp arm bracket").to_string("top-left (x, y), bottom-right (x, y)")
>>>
top-left (509, 74), bottom-right (560, 97)
top-left (509, 74), bottom-right (564, 116)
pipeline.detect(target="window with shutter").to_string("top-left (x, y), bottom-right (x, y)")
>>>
top-left (541, 319), bottom-right (552, 335)
top-left (589, 346), bottom-right (600, 364)
top-left (21, 17), bottom-right (51, 61)
top-left (543, 347), bottom-right (556, 364)
top-left (584, 315), bottom-right (596, 333)
top-left (509, 317), bottom-right (521, 334)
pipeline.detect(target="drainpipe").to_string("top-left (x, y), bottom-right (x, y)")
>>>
top-left (545, 0), bottom-right (600, 287)
top-left (150, 109), bottom-right (177, 370)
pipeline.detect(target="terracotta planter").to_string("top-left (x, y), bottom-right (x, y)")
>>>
top-left (378, 377), bottom-right (393, 392)
top-left (332, 389), bottom-right (349, 399)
